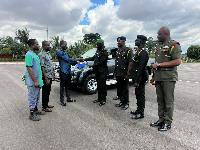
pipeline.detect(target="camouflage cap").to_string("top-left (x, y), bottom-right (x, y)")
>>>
top-left (96, 39), bottom-right (104, 44)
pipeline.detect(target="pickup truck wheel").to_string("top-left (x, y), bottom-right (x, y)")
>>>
top-left (82, 74), bottom-right (97, 94)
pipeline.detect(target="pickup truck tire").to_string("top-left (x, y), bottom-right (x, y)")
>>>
top-left (82, 74), bottom-right (97, 94)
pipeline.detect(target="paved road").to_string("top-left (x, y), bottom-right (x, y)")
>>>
top-left (0, 63), bottom-right (199, 150)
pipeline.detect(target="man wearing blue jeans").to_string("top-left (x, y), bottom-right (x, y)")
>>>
top-left (25, 39), bottom-right (45, 121)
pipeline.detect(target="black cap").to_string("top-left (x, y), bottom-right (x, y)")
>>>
top-left (117, 36), bottom-right (126, 41)
top-left (137, 35), bottom-right (147, 41)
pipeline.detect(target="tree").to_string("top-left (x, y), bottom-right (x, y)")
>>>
top-left (67, 41), bottom-right (95, 58)
top-left (49, 36), bottom-right (61, 53)
top-left (0, 48), bottom-right (12, 55)
top-left (15, 28), bottom-right (29, 46)
top-left (9, 43), bottom-right (25, 58)
top-left (145, 37), bottom-right (159, 54)
top-left (187, 45), bottom-right (200, 60)
top-left (0, 36), bottom-right (25, 58)
top-left (15, 28), bottom-right (30, 55)
top-left (83, 33), bottom-right (101, 45)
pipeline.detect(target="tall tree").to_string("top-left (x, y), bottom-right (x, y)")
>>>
top-left (15, 28), bottom-right (29, 47)
top-left (83, 33), bottom-right (101, 45)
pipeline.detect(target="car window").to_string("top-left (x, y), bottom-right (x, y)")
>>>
top-left (81, 48), bottom-right (96, 58)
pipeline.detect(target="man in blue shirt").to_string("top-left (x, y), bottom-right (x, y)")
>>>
top-left (57, 41), bottom-right (84, 106)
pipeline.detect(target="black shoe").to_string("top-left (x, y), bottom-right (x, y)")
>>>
top-left (99, 102), bottom-right (106, 106)
top-left (121, 104), bottom-right (129, 110)
top-left (132, 113), bottom-right (144, 119)
top-left (115, 102), bottom-right (123, 107)
top-left (113, 96), bottom-right (120, 100)
top-left (130, 110), bottom-right (138, 115)
top-left (150, 121), bottom-right (164, 127)
top-left (60, 102), bottom-right (66, 106)
top-left (93, 99), bottom-right (100, 103)
top-left (158, 124), bottom-right (171, 132)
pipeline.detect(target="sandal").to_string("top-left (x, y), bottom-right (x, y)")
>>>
top-left (67, 99), bottom-right (76, 102)
top-left (48, 105), bottom-right (54, 108)
top-left (42, 108), bottom-right (52, 112)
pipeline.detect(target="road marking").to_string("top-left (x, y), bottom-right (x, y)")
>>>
top-left (178, 80), bottom-right (199, 84)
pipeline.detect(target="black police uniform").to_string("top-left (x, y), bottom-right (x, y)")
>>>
top-left (85, 48), bottom-right (108, 105)
top-left (130, 46), bottom-right (149, 118)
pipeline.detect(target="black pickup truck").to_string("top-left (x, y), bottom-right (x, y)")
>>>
top-left (54, 47), bottom-right (154, 94)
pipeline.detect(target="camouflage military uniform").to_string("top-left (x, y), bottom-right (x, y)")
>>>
top-left (154, 38), bottom-right (182, 125)
top-left (130, 47), bottom-right (149, 117)
top-left (85, 48), bottom-right (108, 103)
top-left (115, 47), bottom-right (132, 105)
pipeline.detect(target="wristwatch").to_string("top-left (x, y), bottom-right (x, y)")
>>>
top-left (157, 63), bottom-right (160, 68)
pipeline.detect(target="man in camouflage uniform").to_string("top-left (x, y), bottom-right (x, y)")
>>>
top-left (114, 36), bottom-right (133, 110)
top-left (85, 39), bottom-right (108, 106)
top-left (150, 26), bottom-right (182, 131)
top-left (130, 35), bottom-right (149, 119)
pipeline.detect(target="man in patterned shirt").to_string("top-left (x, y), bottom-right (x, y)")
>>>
top-left (38, 41), bottom-right (55, 112)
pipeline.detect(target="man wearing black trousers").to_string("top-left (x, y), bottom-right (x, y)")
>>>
top-left (57, 41), bottom-right (84, 106)
top-left (130, 35), bottom-right (149, 119)
top-left (38, 41), bottom-right (54, 112)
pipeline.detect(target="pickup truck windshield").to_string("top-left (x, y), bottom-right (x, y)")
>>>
top-left (81, 48), bottom-right (96, 58)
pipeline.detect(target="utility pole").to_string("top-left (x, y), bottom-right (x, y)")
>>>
top-left (46, 26), bottom-right (48, 41)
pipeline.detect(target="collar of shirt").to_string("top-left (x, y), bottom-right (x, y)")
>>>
top-left (42, 49), bottom-right (49, 54)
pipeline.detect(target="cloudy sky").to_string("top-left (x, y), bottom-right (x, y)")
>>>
top-left (0, 0), bottom-right (200, 53)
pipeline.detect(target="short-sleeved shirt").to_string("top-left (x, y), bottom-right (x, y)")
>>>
top-left (38, 50), bottom-right (54, 79)
top-left (57, 49), bottom-right (78, 74)
top-left (25, 50), bottom-right (44, 87)
top-left (154, 38), bottom-right (182, 81)
top-left (115, 47), bottom-right (133, 77)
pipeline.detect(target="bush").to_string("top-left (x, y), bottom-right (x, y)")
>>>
top-left (0, 48), bottom-right (12, 55)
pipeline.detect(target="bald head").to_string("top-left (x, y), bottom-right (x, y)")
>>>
top-left (157, 26), bottom-right (170, 43)
top-left (160, 26), bottom-right (170, 36)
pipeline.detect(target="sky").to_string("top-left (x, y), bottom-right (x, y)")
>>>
top-left (0, 0), bottom-right (200, 53)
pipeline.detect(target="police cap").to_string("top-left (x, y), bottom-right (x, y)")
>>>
top-left (137, 35), bottom-right (147, 41)
top-left (117, 36), bottom-right (126, 41)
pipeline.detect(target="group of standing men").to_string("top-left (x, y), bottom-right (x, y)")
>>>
top-left (24, 26), bottom-right (182, 132)
top-left (24, 39), bottom-right (84, 121)
top-left (88, 26), bottom-right (181, 132)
